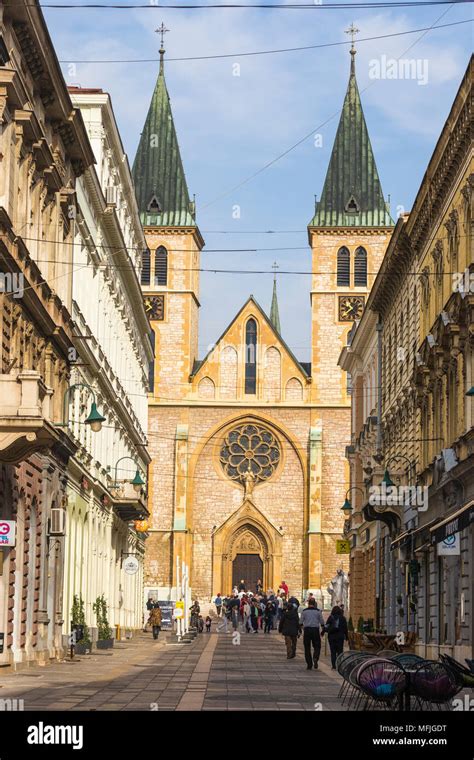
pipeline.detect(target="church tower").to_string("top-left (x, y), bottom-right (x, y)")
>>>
top-left (306, 32), bottom-right (393, 594)
top-left (133, 29), bottom-right (204, 403)
top-left (309, 33), bottom-right (393, 405)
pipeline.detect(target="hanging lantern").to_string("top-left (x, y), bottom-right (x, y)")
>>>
top-left (134, 519), bottom-right (149, 533)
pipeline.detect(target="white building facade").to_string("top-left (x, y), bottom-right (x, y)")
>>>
top-left (61, 88), bottom-right (153, 645)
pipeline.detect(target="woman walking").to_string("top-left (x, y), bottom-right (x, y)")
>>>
top-left (278, 602), bottom-right (300, 658)
top-left (325, 605), bottom-right (348, 669)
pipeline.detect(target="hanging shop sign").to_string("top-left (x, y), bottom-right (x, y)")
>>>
top-left (123, 556), bottom-right (140, 575)
top-left (437, 534), bottom-right (460, 556)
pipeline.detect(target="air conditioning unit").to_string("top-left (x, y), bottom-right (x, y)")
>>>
top-left (106, 186), bottom-right (117, 206)
top-left (49, 508), bottom-right (66, 536)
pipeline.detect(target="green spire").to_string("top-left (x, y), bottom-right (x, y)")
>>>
top-left (309, 43), bottom-right (393, 228)
top-left (132, 42), bottom-right (195, 227)
top-left (270, 263), bottom-right (281, 334)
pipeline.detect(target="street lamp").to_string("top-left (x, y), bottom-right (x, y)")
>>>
top-left (341, 486), bottom-right (365, 517)
top-left (57, 383), bottom-right (105, 432)
top-left (383, 454), bottom-right (415, 486)
top-left (112, 456), bottom-right (146, 493)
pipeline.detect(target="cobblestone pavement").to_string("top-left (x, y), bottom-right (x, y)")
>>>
top-left (0, 629), bottom-right (343, 711)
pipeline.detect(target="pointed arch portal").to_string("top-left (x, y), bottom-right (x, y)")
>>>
top-left (211, 498), bottom-right (283, 595)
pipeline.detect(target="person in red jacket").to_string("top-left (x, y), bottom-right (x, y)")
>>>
top-left (278, 581), bottom-right (289, 597)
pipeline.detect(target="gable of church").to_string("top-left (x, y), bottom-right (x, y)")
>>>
top-left (190, 297), bottom-right (309, 403)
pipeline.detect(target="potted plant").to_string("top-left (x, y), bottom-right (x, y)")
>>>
top-left (71, 594), bottom-right (92, 655)
top-left (93, 594), bottom-right (114, 649)
top-left (348, 616), bottom-right (354, 632)
top-left (357, 616), bottom-right (365, 634)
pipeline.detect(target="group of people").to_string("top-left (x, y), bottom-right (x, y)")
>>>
top-left (211, 579), bottom-right (349, 670)
top-left (212, 579), bottom-right (294, 636)
top-left (147, 578), bottom-right (349, 670)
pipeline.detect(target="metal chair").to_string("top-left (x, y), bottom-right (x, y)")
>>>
top-left (357, 658), bottom-right (407, 711)
top-left (411, 660), bottom-right (462, 710)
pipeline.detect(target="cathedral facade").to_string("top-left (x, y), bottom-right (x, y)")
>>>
top-left (133, 42), bottom-right (393, 604)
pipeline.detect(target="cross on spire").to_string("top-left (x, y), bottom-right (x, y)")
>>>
top-left (156, 22), bottom-right (169, 49)
top-left (155, 22), bottom-right (169, 72)
top-left (272, 261), bottom-right (279, 282)
top-left (345, 23), bottom-right (359, 73)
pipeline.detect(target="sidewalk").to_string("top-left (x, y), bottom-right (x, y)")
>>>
top-left (0, 629), bottom-right (343, 711)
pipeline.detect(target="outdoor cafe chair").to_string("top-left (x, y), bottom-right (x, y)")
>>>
top-left (411, 660), bottom-right (463, 710)
top-left (356, 658), bottom-right (407, 711)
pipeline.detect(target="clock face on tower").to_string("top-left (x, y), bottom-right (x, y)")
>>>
top-left (144, 295), bottom-right (165, 321)
top-left (338, 295), bottom-right (365, 322)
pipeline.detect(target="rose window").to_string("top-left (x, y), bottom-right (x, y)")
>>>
top-left (220, 424), bottom-right (280, 484)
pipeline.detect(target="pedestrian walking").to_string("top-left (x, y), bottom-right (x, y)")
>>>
top-left (325, 605), bottom-right (348, 669)
top-left (144, 597), bottom-right (155, 632)
top-left (205, 615), bottom-right (212, 633)
top-left (149, 603), bottom-right (162, 640)
top-left (300, 598), bottom-right (325, 670)
top-left (250, 600), bottom-right (259, 633)
top-left (278, 602), bottom-right (300, 658)
top-left (214, 593), bottom-right (223, 617)
top-left (264, 601), bottom-right (274, 633)
top-left (198, 615), bottom-right (204, 633)
top-left (228, 593), bottom-right (240, 631)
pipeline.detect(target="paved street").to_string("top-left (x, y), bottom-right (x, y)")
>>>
top-left (0, 630), bottom-right (342, 712)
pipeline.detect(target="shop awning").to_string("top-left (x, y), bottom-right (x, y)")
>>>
top-left (430, 500), bottom-right (474, 543)
top-left (390, 518), bottom-right (438, 550)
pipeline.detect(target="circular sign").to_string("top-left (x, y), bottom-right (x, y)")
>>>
top-left (123, 556), bottom-right (139, 575)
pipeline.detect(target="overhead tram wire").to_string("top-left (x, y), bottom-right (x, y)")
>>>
top-left (33, 1), bottom-right (474, 9)
top-left (199, 2), bottom-right (462, 209)
top-left (56, 19), bottom-right (473, 63)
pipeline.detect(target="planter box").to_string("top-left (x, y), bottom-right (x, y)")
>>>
top-left (95, 638), bottom-right (114, 650)
top-left (75, 642), bottom-right (92, 655)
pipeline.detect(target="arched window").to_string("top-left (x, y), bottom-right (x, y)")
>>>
top-left (245, 318), bottom-right (257, 394)
top-left (337, 247), bottom-right (350, 287)
top-left (154, 246), bottom-right (168, 286)
top-left (354, 246), bottom-right (367, 286)
top-left (141, 249), bottom-right (150, 285)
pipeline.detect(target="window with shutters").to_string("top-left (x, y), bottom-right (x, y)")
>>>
top-left (154, 246), bottom-right (168, 286)
top-left (354, 246), bottom-right (367, 286)
top-left (141, 249), bottom-right (151, 285)
top-left (337, 247), bottom-right (350, 287)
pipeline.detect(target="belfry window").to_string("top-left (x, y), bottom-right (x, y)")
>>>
top-left (141, 248), bottom-right (151, 285)
top-left (354, 246), bottom-right (367, 287)
top-left (345, 194), bottom-right (360, 214)
top-left (154, 246), bottom-right (168, 286)
top-left (245, 318), bottom-right (257, 395)
top-left (337, 247), bottom-right (350, 287)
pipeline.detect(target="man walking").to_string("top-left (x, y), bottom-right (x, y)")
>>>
top-left (301, 598), bottom-right (325, 670)
top-left (278, 602), bottom-right (300, 658)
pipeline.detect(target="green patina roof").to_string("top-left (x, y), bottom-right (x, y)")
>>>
top-left (309, 50), bottom-right (393, 228)
top-left (270, 278), bottom-right (281, 334)
top-left (132, 53), bottom-right (195, 227)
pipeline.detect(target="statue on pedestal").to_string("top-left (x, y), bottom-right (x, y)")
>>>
top-left (327, 568), bottom-right (349, 610)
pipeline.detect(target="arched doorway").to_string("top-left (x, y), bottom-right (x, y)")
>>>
top-left (211, 499), bottom-right (283, 596)
top-left (231, 527), bottom-right (265, 593)
top-left (229, 523), bottom-right (269, 593)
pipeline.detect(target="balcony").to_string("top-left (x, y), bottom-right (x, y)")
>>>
top-left (110, 481), bottom-right (149, 522)
top-left (0, 370), bottom-right (72, 464)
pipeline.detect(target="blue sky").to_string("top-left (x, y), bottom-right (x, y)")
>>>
top-left (45, 2), bottom-right (473, 362)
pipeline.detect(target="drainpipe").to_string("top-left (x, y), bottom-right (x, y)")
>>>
top-left (375, 318), bottom-right (383, 629)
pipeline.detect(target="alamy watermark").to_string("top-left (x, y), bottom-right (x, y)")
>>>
top-left (369, 483), bottom-right (429, 512)
top-left (369, 56), bottom-right (429, 86)
top-left (0, 272), bottom-right (24, 299)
